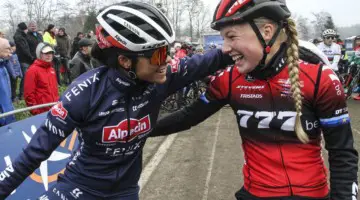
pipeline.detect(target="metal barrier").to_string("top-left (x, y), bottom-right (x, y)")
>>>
top-left (0, 102), bottom-right (57, 119)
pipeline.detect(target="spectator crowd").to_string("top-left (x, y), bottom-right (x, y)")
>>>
top-left (0, 21), bottom-right (100, 127)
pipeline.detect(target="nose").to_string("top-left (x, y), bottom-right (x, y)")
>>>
top-left (222, 41), bottom-right (232, 54)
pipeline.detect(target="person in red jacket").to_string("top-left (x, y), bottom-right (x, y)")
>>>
top-left (24, 42), bottom-right (59, 115)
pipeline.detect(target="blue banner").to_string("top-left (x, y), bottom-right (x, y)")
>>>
top-left (204, 34), bottom-right (224, 50)
top-left (0, 113), bottom-right (78, 199)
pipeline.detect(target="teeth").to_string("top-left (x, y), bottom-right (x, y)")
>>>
top-left (158, 68), bottom-right (166, 73)
top-left (232, 55), bottom-right (244, 61)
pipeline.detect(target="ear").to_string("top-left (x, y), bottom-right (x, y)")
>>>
top-left (262, 23), bottom-right (276, 42)
top-left (117, 55), bottom-right (132, 70)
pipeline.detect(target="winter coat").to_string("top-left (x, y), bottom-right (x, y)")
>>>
top-left (42, 31), bottom-right (57, 47)
top-left (8, 54), bottom-right (23, 78)
top-left (0, 59), bottom-right (16, 126)
top-left (13, 29), bottom-right (34, 64)
top-left (69, 51), bottom-right (101, 81)
top-left (24, 59), bottom-right (59, 115)
top-left (55, 35), bottom-right (71, 57)
top-left (27, 31), bottom-right (43, 59)
top-left (70, 37), bottom-right (81, 58)
top-left (4, 58), bottom-right (15, 79)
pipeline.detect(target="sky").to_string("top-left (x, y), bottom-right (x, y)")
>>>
top-left (203, 0), bottom-right (360, 27)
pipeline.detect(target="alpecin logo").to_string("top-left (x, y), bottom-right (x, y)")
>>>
top-left (102, 115), bottom-right (151, 143)
top-left (51, 102), bottom-right (68, 120)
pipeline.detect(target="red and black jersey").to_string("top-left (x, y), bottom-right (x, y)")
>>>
top-left (152, 51), bottom-right (358, 199)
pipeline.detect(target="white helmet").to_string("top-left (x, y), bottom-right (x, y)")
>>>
top-left (96, 1), bottom-right (175, 52)
top-left (322, 29), bottom-right (336, 37)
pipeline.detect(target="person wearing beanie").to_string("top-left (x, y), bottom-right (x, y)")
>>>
top-left (24, 42), bottom-right (59, 115)
top-left (69, 38), bottom-right (100, 81)
top-left (17, 22), bottom-right (28, 32)
top-left (13, 21), bottom-right (34, 100)
top-left (42, 24), bottom-right (57, 47)
top-left (0, 38), bottom-right (16, 126)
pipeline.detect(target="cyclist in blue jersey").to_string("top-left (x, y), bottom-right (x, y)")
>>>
top-left (0, 2), bottom-right (232, 200)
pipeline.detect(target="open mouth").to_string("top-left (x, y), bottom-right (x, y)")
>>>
top-left (156, 66), bottom-right (167, 74)
top-left (232, 54), bottom-right (244, 62)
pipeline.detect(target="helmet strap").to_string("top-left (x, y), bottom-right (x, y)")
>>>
top-left (248, 20), bottom-right (283, 70)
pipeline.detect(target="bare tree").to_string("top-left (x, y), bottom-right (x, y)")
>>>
top-left (3, 1), bottom-right (22, 36)
top-left (194, 2), bottom-right (212, 40)
top-left (163, 0), bottom-right (187, 38)
top-left (21, 0), bottom-right (70, 30)
top-left (295, 15), bottom-right (312, 41)
top-left (76, 0), bottom-right (104, 15)
top-left (312, 11), bottom-right (336, 38)
top-left (183, 0), bottom-right (201, 41)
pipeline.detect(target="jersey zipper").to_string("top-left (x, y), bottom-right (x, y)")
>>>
top-left (266, 80), bottom-right (293, 196)
top-left (125, 93), bottom-right (131, 144)
top-left (278, 144), bottom-right (293, 195)
top-left (121, 93), bottom-right (131, 157)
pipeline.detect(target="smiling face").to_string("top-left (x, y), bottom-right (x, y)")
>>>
top-left (220, 23), bottom-right (264, 74)
top-left (135, 56), bottom-right (171, 84)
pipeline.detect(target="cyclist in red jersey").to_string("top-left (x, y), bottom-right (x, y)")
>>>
top-left (151, 0), bottom-right (358, 200)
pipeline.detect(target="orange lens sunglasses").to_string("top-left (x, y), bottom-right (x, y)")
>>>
top-left (149, 46), bottom-right (168, 66)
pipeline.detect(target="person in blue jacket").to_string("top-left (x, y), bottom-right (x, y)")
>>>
top-left (0, 2), bottom-right (232, 200)
top-left (7, 41), bottom-right (23, 102)
top-left (0, 38), bottom-right (16, 126)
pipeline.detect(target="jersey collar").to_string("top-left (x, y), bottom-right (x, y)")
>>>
top-left (248, 42), bottom-right (287, 80)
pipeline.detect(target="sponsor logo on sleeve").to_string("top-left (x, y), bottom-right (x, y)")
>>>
top-left (0, 164), bottom-right (14, 181)
top-left (51, 102), bottom-right (68, 120)
top-left (319, 114), bottom-right (350, 127)
top-left (102, 115), bottom-right (151, 143)
top-left (70, 188), bottom-right (83, 199)
top-left (45, 119), bottom-right (65, 137)
top-left (39, 195), bottom-right (50, 200)
top-left (52, 187), bottom-right (68, 200)
top-left (64, 72), bottom-right (100, 101)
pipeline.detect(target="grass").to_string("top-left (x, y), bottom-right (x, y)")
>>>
top-left (12, 85), bottom-right (68, 121)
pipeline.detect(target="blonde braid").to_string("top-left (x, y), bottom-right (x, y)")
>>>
top-left (285, 18), bottom-right (309, 143)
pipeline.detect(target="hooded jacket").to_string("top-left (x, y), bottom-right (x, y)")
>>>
top-left (0, 59), bottom-right (16, 126)
top-left (24, 59), bottom-right (59, 115)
